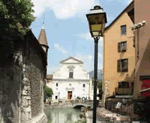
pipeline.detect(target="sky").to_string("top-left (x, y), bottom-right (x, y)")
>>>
top-left (30, 0), bottom-right (133, 74)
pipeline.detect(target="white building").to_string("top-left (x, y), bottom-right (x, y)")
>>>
top-left (47, 56), bottom-right (98, 101)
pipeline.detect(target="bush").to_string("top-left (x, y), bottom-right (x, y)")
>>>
top-left (44, 86), bottom-right (53, 97)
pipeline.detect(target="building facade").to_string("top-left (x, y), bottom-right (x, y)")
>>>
top-left (133, 0), bottom-right (150, 116)
top-left (47, 56), bottom-right (95, 101)
top-left (0, 27), bottom-right (48, 123)
top-left (102, 1), bottom-right (135, 106)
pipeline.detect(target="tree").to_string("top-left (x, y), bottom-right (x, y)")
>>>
top-left (44, 86), bottom-right (53, 98)
top-left (0, 0), bottom-right (35, 37)
top-left (92, 78), bottom-right (102, 91)
top-left (97, 81), bottom-right (102, 91)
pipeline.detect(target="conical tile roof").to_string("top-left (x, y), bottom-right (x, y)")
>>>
top-left (38, 26), bottom-right (48, 47)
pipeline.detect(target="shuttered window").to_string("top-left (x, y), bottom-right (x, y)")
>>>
top-left (117, 59), bottom-right (128, 72)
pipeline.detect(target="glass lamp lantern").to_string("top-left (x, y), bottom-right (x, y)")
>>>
top-left (86, 5), bottom-right (107, 38)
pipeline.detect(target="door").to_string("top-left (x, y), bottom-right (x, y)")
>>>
top-left (68, 91), bottom-right (72, 99)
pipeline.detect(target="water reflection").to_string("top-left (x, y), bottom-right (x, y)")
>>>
top-left (45, 108), bottom-right (81, 123)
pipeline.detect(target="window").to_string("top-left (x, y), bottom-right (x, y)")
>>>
top-left (83, 84), bottom-right (85, 88)
top-left (69, 72), bottom-right (73, 78)
top-left (118, 41), bottom-right (127, 52)
top-left (121, 25), bottom-right (126, 35)
top-left (117, 59), bottom-right (128, 72)
top-left (56, 83), bottom-right (58, 86)
top-left (118, 82), bottom-right (129, 88)
top-left (55, 96), bottom-right (58, 99)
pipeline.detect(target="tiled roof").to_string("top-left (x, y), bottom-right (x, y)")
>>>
top-left (38, 28), bottom-right (48, 47)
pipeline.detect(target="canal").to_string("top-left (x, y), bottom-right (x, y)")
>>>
top-left (45, 108), bottom-right (81, 123)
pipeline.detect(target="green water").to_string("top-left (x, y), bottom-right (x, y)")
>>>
top-left (45, 108), bottom-right (81, 123)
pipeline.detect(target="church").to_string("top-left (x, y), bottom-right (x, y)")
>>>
top-left (47, 56), bottom-right (97, 101)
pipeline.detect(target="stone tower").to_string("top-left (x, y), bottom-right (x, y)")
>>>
top-left (38, 26), bottom-right (49, 56)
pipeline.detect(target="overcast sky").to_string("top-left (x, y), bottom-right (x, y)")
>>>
top-left (30, 0), bottom-right (133, 74)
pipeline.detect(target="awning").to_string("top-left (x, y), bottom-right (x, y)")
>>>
top-left (141, 79), bottom-right (150, 97)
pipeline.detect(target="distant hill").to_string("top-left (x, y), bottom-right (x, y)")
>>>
top-left (89, 69), bottom-right (103, 81)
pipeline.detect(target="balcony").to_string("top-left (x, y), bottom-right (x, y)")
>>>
top-left (115, 87), bottom-right (133, 95)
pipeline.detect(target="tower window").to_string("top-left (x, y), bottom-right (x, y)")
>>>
top-left (56, 83), bottom-right (58, 86)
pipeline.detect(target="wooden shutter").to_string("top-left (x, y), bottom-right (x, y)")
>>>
top-left (124, 59), bottom-right (128, 72)
top-left (117, 60), bottom-right (121, 72)
top-left (118, 82), bottom-right (121, 88)
top-left (118, 43), bottom-right (120, 52)
top-left (127, 82), bottom-right (129, 88)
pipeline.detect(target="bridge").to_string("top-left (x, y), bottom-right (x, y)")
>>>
top-left (73, 103), bottom-right (91, 108)
top-left (72, 100), bottom-right (93, 109)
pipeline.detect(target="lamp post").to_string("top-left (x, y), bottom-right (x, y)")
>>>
top-left (86, 5), bottom-right (107, 123)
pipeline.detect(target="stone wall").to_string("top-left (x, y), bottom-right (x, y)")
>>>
top-left (24, 40), bottom-right (45, 119)
top-left (0, 61), bottom-right (22, 123)
top-left (17, 30), bottom-right (47, 123)
top-left (0, 30), bottom-right (47, 123)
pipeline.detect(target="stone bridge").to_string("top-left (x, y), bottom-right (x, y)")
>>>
top-left (73, 103), bottom-right (91, 108)
top-left (72, 100), bottom-right (93, 109)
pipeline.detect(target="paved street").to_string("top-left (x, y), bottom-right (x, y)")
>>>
top-left (86, 111), bottom-right (110, 123)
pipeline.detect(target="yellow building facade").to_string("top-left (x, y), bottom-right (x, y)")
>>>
top-left (102, 2), bottom-right (135, 106)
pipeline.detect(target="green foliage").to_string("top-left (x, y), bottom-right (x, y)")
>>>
top-left (0, 0), bottom-right (35, 37)
top-left (92, 79), bottom-right (102, 91)
top-left (97, 81), bottom-right (102, 91)
top-left (44, 86), bottom-right (53, 97)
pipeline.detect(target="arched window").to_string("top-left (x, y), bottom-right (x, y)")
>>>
top-left (56, 83), bottom-right (58, 86)
top-left (68, 66), bottom-right (74, 78)
top-left (69, 72), bottom-right (73, 78)
top-left (69, 67), bottom-right (74, 78)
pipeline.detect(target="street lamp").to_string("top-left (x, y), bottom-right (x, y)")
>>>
top-left (86, 5), bottom-right (107, 123)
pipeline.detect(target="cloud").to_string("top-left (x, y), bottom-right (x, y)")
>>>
top-left (77, 32), bottom-right (103, 42)
top-left (54, 43), bottom-right (68, 54)
top-left (32, 0), bottom-right (100, 19)
top-left (105, 0), bottom-right (132, 5)
top-left (77, 32), bottom-right (93, 40)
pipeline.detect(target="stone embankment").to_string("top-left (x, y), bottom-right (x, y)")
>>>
top-left (85, 107), bottom-right (131, 123)
top-left (44, 101), bottom-right (73, 109)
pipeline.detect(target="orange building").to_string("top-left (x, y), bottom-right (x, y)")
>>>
top-left (102, 1), bottom-right (135, 106)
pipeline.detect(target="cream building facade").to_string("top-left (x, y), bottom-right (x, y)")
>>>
top-left (102, 2), bottom-right (135, 106)
top-left (47, 56), bottom-right (96, 101)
